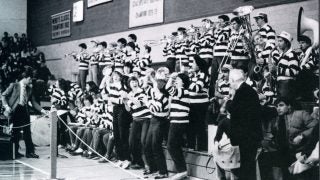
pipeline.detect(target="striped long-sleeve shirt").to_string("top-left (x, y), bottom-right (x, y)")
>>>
top-left (90, 50), bottom-right (100, 65)
top-left (99, 49), bottom-right (114, 66)
top-left (163, 43), bottom-right (176, 59)
top-left (214, 26), bottom-right (231, 57)
top-left (166, 86), bottom-right (190, 123)
top-left (175, 40), bottom-right (190, 66)
top-left (137, 53), bottom-right (152, 76)
top-left (114, 49), bottom-right (126, 71)
top-left (145, 86), bottom-right (169, 117)
top-left (255, 42), bottom-right (275, 66)
top-left (258, 24), bottom-right (276, 45)
top-left (229, 31), bottom-right (250, 61)
top-left (127, 89), bottom-right (152, 120)
top-left (276, 49), bottom-right (300, 81)
top-left (198, 29), bottom-right (214, 59)
top-left (76, 106), bottom-right (92, 125)
top-left (75, 51), bottom-right (90, 70)
top-left (107, 82), bottom-right (126, 105)
top-left (188, 71), bottom-right (209, 104)
top-left (188, 40), bottom-right (199, 66)
top-left (99, 103), bottom-right (113, 129)
top-left (298, 49), bottom-right (319, 73)
top-left (50, 87), bottom-right (68, 109)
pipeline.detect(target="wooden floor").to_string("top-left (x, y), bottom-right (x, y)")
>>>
top-left (0, 146), bottom-right (206, 180)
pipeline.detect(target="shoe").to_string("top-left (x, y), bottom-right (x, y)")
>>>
top-left (81, 150), bottom-right (89, 157)
top-left (15, 153), bottom-right (24, 159)
top-left (130, 164), bottom-right (143, 170)
top-left (92, 156), bottom-right (100, 160)
top-left (154, 173), bottom-right (168, 179)
top-left (143, 169), bottom-right (154, 175)
top-left (98, 157), bottom-right (109, 163)
top-left (121, 160), bottom-right (131, 169)
top-left (26, 153), bottom-right (39, 158)
top-left (87, 153), bottom-right (97, 159)
top-left (171, 171), bottom-right (187, 180)
top-left (115, 160), bottom-right (123, 167)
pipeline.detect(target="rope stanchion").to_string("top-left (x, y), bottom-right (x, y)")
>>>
top-left (57, 115), bottom-right (145, 180)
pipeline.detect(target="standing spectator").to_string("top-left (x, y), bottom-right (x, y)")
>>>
top-left (37, 58), bottom-right (52, 84)
top-left (273, 31), bottom-right (299, 99)
top-left (2, 67), bottom-right (48, 158)
top-left (253, 13), bottom-right (276, 45)
top-left (228, 69), bottom-right (262, 180)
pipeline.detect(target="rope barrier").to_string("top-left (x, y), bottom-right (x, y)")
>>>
top-left (57, 115), bottom-right (145, 180)
top-left (0, 115), bottom-right (48, 129)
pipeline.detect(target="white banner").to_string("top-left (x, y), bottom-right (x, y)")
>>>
top-left (129, 0), bottom-right (164, 28)
top-left (87, 0), bottom-right (112, 8)
top-left (73, 1), bottom-right (84, 22)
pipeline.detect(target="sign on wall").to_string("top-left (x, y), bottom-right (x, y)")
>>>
top-left (73, 1), bottom-right (84, 22)
top-left (87, 0), bottom-right (112, 8)
top-left (129, 0), bottom-right (164, 28)
top-left (51, 10), bottom-right (71, 39)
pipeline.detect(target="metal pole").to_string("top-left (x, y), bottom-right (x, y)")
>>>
top-left (50, 110), bottom-right (57, 179)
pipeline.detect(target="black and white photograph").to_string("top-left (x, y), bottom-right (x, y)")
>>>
top-left (0, 0), bottom-right (318, 179)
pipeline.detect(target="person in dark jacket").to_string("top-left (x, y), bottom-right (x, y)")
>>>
top-left (227, 69), bottom-right (262, 180)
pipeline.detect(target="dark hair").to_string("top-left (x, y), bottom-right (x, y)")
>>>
top-left (117, 38), bottom-right (127, 46)
top-left (298, 35), bottom-right (312, 45)
top-left (177, 73), bottom-right (190, 89)
top-left (22, 66), bottom-right (33, 78)
top-left (230, 17), bottom-right (242, 25)
top-left (128, 34), bottom-right (137, 41)
top-left (127, 76), bottom-right (139, 90)
top-left (57, 78), bottom-right (68, 92)
top-left (86, 81), bottom-right (99, 94)
top-left (124, 62), bottom-right (133, 72)
top-left (280, 37), bottom-right (291, 49)
top-left (218, 15), bottom-right (230, 22)
top-left (83, 94), bottom-right (93, 104)
top-left (100, 41), bottom-right (107, 48)
top-left (144, 45), bottom-right (151, 53)
top-left (127, 42), bottom-right (135, 50)
top-left (78, 43), bottom-right (87, 49)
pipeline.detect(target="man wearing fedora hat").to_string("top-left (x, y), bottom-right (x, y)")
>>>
top-left (273, 31), bottom-right (299, 99)
top-left (254, 13), bottom-right (276, 46)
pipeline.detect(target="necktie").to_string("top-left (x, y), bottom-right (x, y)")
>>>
top-left (20, 84), bottom-right (28, 106)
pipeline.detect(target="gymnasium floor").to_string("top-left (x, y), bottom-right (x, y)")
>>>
top-left (0, 146), bottom-right (173, 180)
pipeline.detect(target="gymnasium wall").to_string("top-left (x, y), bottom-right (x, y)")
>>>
top-left (0, 0), bottom-right (27, 35)
top-left (32, 0), bottom-right (318, 80)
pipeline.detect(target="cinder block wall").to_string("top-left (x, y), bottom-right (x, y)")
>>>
top-left (36, 0), bottom-right (318, 80)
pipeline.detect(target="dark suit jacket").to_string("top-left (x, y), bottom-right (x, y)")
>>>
top-left (2, 82), bottom-right (42, 118)
top-left (229, 82), bottom-right (262, 146)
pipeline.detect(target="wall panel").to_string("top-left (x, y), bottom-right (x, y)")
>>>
top-left (37, 0), bottom-right (319, 81)
top-left (28, 0), bottom-right (309, 46)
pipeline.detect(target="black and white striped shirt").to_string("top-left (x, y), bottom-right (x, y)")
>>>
top-left (166, 86), bottom-right (190, 123)
top-left (175, 40), bottom-right (190, 65)
top-left (75, 51), bottom-right (90, 70)
top-left (276, 49), bottom-right (299, 81)
top-left (258, 24), bottom-right (276, 45)
top-left (127, 89), bottom-right (151, 120)
top-left (199, 29), bottom-right (214, 59)
top-left (188, 71), bottom-right (209, 104)
top-left (163, 43), bottom-right (176, 59)
top-left (229, 31), bottom-right (249, 61)
top-left (214, 26), bottom-right (231, 57)
top-left (145, 86), bottom-right (169, 117)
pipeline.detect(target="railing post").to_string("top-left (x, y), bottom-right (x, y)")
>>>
top-left (50, 110), bottom-right (57, 179)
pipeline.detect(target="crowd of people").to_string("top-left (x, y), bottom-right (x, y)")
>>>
top-left (2, 11), bottom-right (319, 180)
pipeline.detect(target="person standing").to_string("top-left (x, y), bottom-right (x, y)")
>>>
top-left (228, 69), bottom-right (262, 180)
top-left (71, 43), bottom-right (90, 91)
top-left (2, 67), bottom-right (48, 158)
